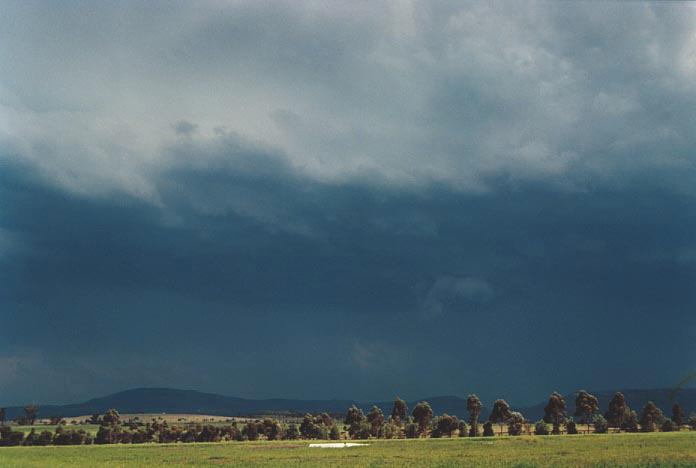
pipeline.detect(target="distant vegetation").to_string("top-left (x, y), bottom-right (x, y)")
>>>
top-left (1, 390), bottom-right (696, 446)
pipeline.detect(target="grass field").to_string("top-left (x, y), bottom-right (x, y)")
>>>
top-left (0, 432), bottom-right (694, 467)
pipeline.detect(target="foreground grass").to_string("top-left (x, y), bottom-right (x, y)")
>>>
top-left (0, 432), bottom-right (695, 467)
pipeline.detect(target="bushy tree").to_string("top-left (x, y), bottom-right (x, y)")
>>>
top-left (661, 419), bottom-right (677, 432)
top-left (593, 414), bottom-right (608, 434)
top-left (345, 405), bottom-right (366, 439)
top-left (53, 427), bottom-right (91, 445)
top-left (367, 406), bottom-right (385, 437)
top-left (243, 421), bottom-right (259, 441)
top-left (534, 420), bottom-right (549, 435)
top-left (318, 413), bottom-right (334, 427)
top-left (391, 397), bottom-right (408, 425)
top-left (0, 408), bottom-right (5, 426)
top-left (329, 425), bottom-right (341, 440)
top-left (640, 401), bottom-right (663, 433)
top-left (101, 409), bottom-right (121, 427)
top-left (24, 429), bottom-right (53, 446)
top-left (482, 421), bottom-right (494, 436)
top-left (382, 420), bottom-right (399, 439)
top-left (672, 403), bottom-right (684, 426)
top-left (435, 413), bottom-right (459, 438)
top-left (489, 399), bottom-right (512, 435)
top-left (507, 412), bottom-right (525, 436)
top-left (351, 422), bottom-right (371, 440)
top-left (344, 405), bottom-right (365, 426)
top-left (412, 401), bottom-right (433, 435)
top-left (457, 420), bottom-right (468, 437)
top-left (622, 410), bottom-right (639, 433)
top-left (687, 413), bottom-right (696, 430)
top-left (300, 414), bottom-right (319, 439)
top-left (95, 426), bottom-right (117, 444)
top-left (284, 423), bottom-right (300, 440)
top-left (574, 390), bottom-right (599, 433)
top-left (605, 392), bottom-right (630, 430)
top-left (261, 418), bottom-right (283, 440)
top-left (543, 392), bottom-right (567, 435)
top-left (467, 394), bottom-right (482, 437)
top-left (404, 422), bottom-right (420, 439)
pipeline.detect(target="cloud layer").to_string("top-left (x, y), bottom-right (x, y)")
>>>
top-left (1, 1), bottom-right (696, 405)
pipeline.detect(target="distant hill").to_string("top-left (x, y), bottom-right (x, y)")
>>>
top-left (3, 387), bottom-right (695, 421)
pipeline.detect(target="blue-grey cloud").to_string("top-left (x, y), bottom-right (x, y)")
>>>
top-left (1, 1), bottom-right (696, 406)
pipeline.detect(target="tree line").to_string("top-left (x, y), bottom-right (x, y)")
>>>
top-left (1, 390), bottom-right (695, 446)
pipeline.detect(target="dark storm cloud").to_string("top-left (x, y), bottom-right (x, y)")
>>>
top-left (1, 1), bottom-right (696, 405)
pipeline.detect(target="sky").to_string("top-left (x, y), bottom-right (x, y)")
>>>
top-left (1, 0), bottom-right (696, 407)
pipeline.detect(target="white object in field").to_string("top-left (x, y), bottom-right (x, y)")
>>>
top-left (309, 442), bottom-right (369, 448)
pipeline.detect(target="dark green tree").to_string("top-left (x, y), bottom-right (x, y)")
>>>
top-left (344, 405), bottom-right (365, 426)
top-left (534, 420), bottom-right (549, 435)
top-left (457, 420), bottom-right (468, 437)
top-left (640, 401), bottom-right (663, 433)
top-left (344, 405), bottom-right (366, 439)
top-left (300, 414), bottom-right (319, 439)
top-left (467, 394), bottom-right (482, 437)
top-left (672, 403), bottom-right (684, 426)
top-left (329, 425), bottom-right (341, 440)
top-left (605, 392), bottom-right (630, 430)
top-left (318, 413), bottom-right (334, 427)
top-left (435, 413), bottom-right (459, 437)
top-left (482, 421), bottom-right (495, 436)
top-left (593, 414), bottom-right (608, 433)
top-left (623, 410), bottom-right (639, 433)
top-left (574, 390), bottom-right (599, 434)
top-left (661, 419), bottom-right (677, 432)
top-left (404, 422), bottom-right (419, 438)
top-left (390, 397), bottom-right (408, 425)
top-left (367, 406), bottom-right (385, 437)
top-left (412, 401), bottom-right (433, 435)
top-left (507, 412), bottom-right (525, 436)
top-left (566, 418), bottom-right (578, 434)
top-left (242, 421), bottom-right (259, 441)
top-left (262, 418), bottom-right (283, 440)
top-left (284, 423), bottom-right (300, 440)
top-left (101, 409), bottom-right (120, 427)
top-left (543, 392), bottom-right (567, 435)
top-left (488, 399), bottom-right (512, 435)
top-left (95, 426), bottom-right (117, 444)
top-left (0, 408), bottom-right (5, 426)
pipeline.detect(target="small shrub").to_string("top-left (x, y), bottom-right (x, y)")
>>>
top-left (315, 425), bottom-right (329, 440)
top-left (593, 415), bottom-right (608, 434)
top-left (507, 412), bottom-right (525, 436)
top-left (565, 419), bottom-right (577, 435)
top-left (661, 419), bottom-right (677, 432)
top-left (534, 420), bottom-right (549, 435)
top-left (622, 411), bottom-right (639, 433)
top-left (688, 413), bottom-right (696, 430)
top-left (329, 425), bottom-right (341, 440)
top-left (458, 421), bottom-right (468, 437)
top-left (482, 421), bottom-right (495, 437)
top-left (404, 423), bottom-right (419, 439)
top-left (0, 428), bottom-right (25, 446)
